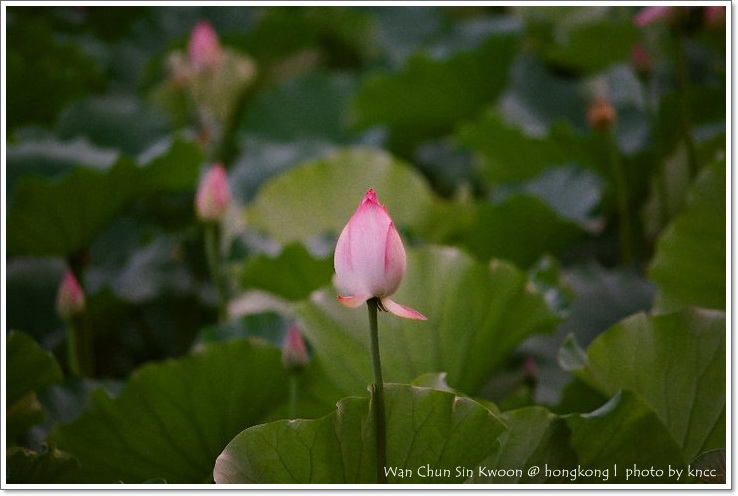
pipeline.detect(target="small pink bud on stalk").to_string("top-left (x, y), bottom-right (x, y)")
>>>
top-left (633, 6), bottom-right (674, 27)
top-left (334, 189), bottom-right (427, 320)
top-left (56, 270), bottom-right (85, 321)
top-left (704, 6), bottom-right (725, 29)
top-left (587, 97), bottom-right (617, 133)
top-left (188, 21), bottom-right (223, 72)
top-left (631, 44), bottom-right (652, 79)
top-left (282, 325), bottom-right (309, 371)
top-left (195, 164), bottom-right (231, 223)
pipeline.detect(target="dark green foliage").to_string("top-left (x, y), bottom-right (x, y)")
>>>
top-left (5, 6), bottom-right (725, 486)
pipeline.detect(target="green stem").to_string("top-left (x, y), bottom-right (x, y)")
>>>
top-left (289, 374), bottom-right (298, 419)
top-left (204, 223), bottom-right (228, 322)
top-left (673, 29), bottom-right (698, 179)
top-left (644, 77), bottom-right (670, 228)
top-left (65, 315), bottom-right (94, 377)
top-left (367, 298), bottom-right (387, 484)
top-left (605, 131), bottom-right (634, 265)
top-left (66, 320), bottom-right (81, 377)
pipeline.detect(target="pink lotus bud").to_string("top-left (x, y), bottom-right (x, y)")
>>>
top-left (587, 96), bottom-right (616, 132)
top-left (633, 6), bottom-right (674, 27)
top-left (188, 21), bottom-right (223, 71)
top-left (704, 6), bottom-right (725, 28)
top-left (334, 189), bottom-right (427, 320)
top-left (282, 324), bottom-right (309, 370)
top-left (524, 356), bottom-right (538, 380)
top-left (195, 164), bottom-right (231, 222)
top-left (56, 270), bottom-right (85, 320)
top-left (631, 44), bottom-right (652, 78)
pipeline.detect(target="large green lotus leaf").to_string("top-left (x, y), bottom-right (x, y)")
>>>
top-left (50, 339), bottom-right (290, 483)
top-left (649, 160), bottom-right (726, 312)
top-left (241, 71), bottom-right (358, 143)
top-left (296, 246), bottom-right (560, 408)
top-left (457, 195), bottom-right (585, 267)
top-left (235, 6), bottom-right (373, 69)
top-left (352, 34), bottom-right (519, 155)
top-left (193, 312), bottom-right (291, 348)
top-left (457, 112), bottom-right (591, 182)
top-left (8, 331), bottom-right (63, 407)
top-left (543, 20), bottom-right (639, 74)
top-left (240, 242), bottom-right (333, 301)
top-left (246, 147), bottom-right (435, 243)
top-left (6, 138), bottom-right (118, 198)
top-left (228, 137), bottom-right (334, 204)
top-left (565, 391), bottom-right (687, 483)
top-left (214, 383), bottom-right (506, 483)
top-left (7, 139), bottom-right (203, 257)
top-left (501, 54), bottom-right (587, 134)
top-left (469, 406), bottom-right (576, 483)
top-left (7, 331), bottom-right (63, 445)
top-left (568, 309), bottom-right (725, 462)
top-left (6, 445), bottom-right (83, 484)
top-left (7, 14), bottom-right (103, 132)
top-left (55, 95), bottom-right (172, 156)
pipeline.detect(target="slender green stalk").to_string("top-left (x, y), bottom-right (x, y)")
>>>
top-left (65, 315), bottom-right (94, 377)
top-left (673, 29), bottom-right (698, 179)
top-left (643, 77), bottom-right (670, 228)
top-left (66, 320), bottom-right (81, 377)
top-left (605, 131), bottom-right (634, 265)
top-left (367, 298), bottom-right (387, 484)
top-left (289, 374), bottom-right (298, 419)
top-left (204, 223), bottom-right (228, 322)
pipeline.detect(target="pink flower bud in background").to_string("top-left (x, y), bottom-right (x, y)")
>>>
top-left (524, 356), bottom-right (538, 381)
top-left (631, 44), bottom-right (652, 79)
top-left (56, 270), bottom-right (85, 320)
top-left (188, 21), bottom-right (223, 71)
top-left (587, 96), bottom-right (617, 132)
top-left (334, 189), bottom-right (427, 320)
top-left (282, 324), bottom-right (309, 370)
top-left (633, 6), bottom-right (673, 27)
top-left (704, 6), bottom-right (726, 28)
top-left (195, 164), bottom-right (231, 222)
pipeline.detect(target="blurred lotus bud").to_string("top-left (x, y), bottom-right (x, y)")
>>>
top-left (587, 97), bottom-right (617, 132)
top-left (56, 270), bottom-right (85, 320)
top-left (282, 325), bottom-right (309, 370)
top-left (195, 164), bottom-right (231, 222)
top-left (188, 21), bottom-right (223, 72)
top-left (704, 6), bottom-right (726, 28)
top-left (524, 356), bottom-right (538, 380)
top-left (633, 6), bottom-right (674, 27)
top-left (631, 44), bottom-right (652, 79)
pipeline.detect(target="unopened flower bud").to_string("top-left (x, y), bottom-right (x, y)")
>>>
top-left (633, 6), bottom-right (674, 27)
top-left (282, 325), bottom-right (309, 370)
top-left (188, 21), bottom-right (223, 72)
top-left (195, 164), bottom-right (231, 222)
top-left (334, 189), bottom-right (427, 320)
top-left (704, 6), bottom-right (726, 28)
top-left (587, 97), bottom-right (617, 132)
top-left (631, 44), bottom-right (652, 79)
top-left (56, 270), bottom-right (85, 320)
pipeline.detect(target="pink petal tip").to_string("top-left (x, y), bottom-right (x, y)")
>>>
top-left (381, 298), bottom-right (428, 320)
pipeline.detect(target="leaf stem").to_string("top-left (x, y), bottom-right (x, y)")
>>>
top-left (65, 315), bottom-right (94, 377)
top-left (204, 223), bottom-right (228, 322)
top-left (289, 374), bottom-right (298, 419)
top-left (644, 76), bottom-right (670, 228)
top-left (66, 320), bottom-right (81, 377)
top-left (367, 298), bottom-right (387, 484)
top-left (673, 28), bottom-right (698, 179)
top-left (605, 131), bottom-right (634, 265)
